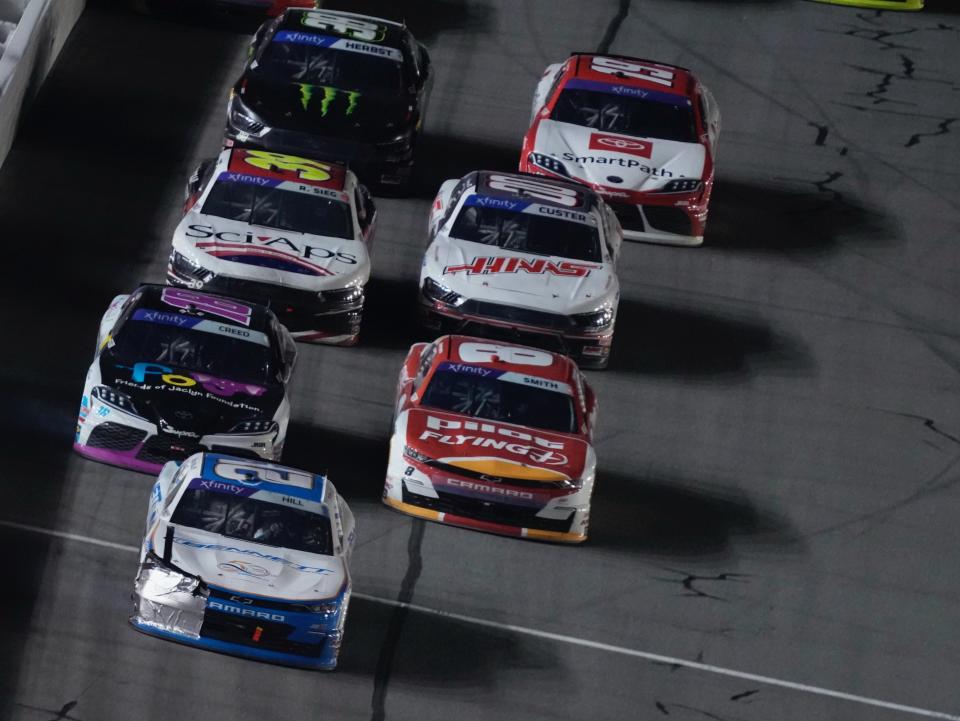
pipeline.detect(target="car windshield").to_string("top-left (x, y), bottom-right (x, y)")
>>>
top-left (259, 40), bottom-right (403, 95)
top-left (449, 204), bottom-right (601, 263)
top-left (171, 488), bottom-right (334, 556)
top-left (552, 88), bottom-right (697, 143)
top-left (421, 369), bottom-right (577, 434)
top-left (111, 320), bottom-right (273, 385)
top-left (202, 181), bottom-right (353, 239)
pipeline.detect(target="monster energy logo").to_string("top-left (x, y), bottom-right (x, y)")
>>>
top-left (297, 84), bottom-right (361, 116)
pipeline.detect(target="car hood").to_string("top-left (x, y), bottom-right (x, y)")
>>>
top-left (424, 237), bottom-right (616, 315)
top-left (241, 74), bottom-right (410, 143)
top-left (534, 119), bottom-right (706, 192)
top-left (98, 351), bottom-right (283, 433)
top-left (158, 523), bottom-right (346, 601)
top-left (401, 407), bottom-right (590, 483)
top-left (174, 212), bottom-right (369, 290)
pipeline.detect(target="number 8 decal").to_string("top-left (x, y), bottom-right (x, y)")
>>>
top-left (301, 11), bottom-right (385, 42)
top-left (487, 174), bottom-right (581, 208)
top-left (458, 342), bottom-right (554, 367)
top-left (591, 57), bottom-right (675, 88)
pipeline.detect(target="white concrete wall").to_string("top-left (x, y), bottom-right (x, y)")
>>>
top-left (0, 0), bottom-right (85, 169)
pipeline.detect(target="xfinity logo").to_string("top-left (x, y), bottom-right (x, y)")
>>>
top-left (139, 311), bottom-right (193, 326)
top-left (208, 600), bottom-right (284, 622)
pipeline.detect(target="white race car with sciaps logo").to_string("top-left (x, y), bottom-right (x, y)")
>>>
top-left (384, 336), bottom-right (598, 543)
top-left (168, 147), bottom-right (377, 345)
top-left (521, 53), bottom-right (720, 245)
top-left (420, 170), bottom-right (622, 369)
top-left (132, 453), bottom-right (356, 670)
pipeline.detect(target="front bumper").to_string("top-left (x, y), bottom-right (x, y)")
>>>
top-left (224, 121), bottom-right (415, 186)
top-left (74, 392), bottom-right (281, 474)
top-left (131, 581), bottom-right (346, 670)
top-left (383, 444), bottom-right (590, 543)
top-left (418, 292), bottom-right (613, 369)
top-left (383, 496), bottom-right (587, 543)
top-left (168, 265), bottom-right (364, 346)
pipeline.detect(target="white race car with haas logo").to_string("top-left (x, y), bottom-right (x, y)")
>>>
top-left (169, 147), bottom-right (377, 345)
top-left (521, 53), bottom-right (720, 245)
top-left (420, 171), bottom-right (622, 369)
top-left (132, 453), bottom-right (356, 670)
top-left (384, 336), bottom-right (598, 543)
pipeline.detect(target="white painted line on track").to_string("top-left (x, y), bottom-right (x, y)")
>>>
top-left (4, 518), bottom-right (958, 721)
top-left (0, 519), bottom-right (140, 553)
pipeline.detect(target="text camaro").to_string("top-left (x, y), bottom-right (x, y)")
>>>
top-left (420, 170), bottom-right (622, 370)
top-left (131, 453), bottom-right (356, 670)
top-left (383, 336), bottom-right (599, 543)
top-left (74, 285), bottom-right (297, 474)
top-left (225, 8), bottom-right (432, 188)
top-left (520, 52), bottom-right (721, 245)
top-left (170, 147), bottom-right (376, 345)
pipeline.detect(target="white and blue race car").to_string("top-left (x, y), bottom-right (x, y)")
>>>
top-left (131, 452), bottom-right (356, 670)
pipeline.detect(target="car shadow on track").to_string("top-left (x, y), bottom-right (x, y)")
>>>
top-left (338, 596), bottom-right (562, 686)
top-left (706, 178), bottom-right (894, 254)
top-left (589, 470), bottom-right (804, 559)
top-left (0, 4), bottom-right (246, 717)
top-left (608, 298), bottom-right (815, 380)
top-left (282, 423), bottom-right (389, 501)
top-left (924, 0), bottom-right (960, 13)
top-left (360, 277), bottom-right (433, 351)
top-left (412, 134), bottom-right (522, 201)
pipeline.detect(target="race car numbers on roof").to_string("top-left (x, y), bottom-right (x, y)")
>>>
top-left (229, 149), bottom-right (347, 189)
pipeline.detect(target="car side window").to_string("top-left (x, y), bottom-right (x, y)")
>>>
top-left (440, 174), bottom-right (475, 229)
top-left (355, 184), bottom-right (376, 234)
top-left (574, 371), bottom-right (588, 415)
top-left (414, 342), bottom-right (438, 388)
top-left (546, 64), bottom-right (567, 105)
top-left (163, 467), bottom-right (190, 511)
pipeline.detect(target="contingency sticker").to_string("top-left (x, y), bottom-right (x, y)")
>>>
top-left (273, 31), bottom-right (403, 62)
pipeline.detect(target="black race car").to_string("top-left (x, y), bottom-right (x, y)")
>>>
top-left (74, 285), bottom-right (297, 474)
top-left (224, 8), bottom-right (432, 188)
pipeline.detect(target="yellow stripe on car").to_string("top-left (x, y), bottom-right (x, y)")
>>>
top-left (443, 458), bottom-right (571, 483)
top-left (808, 0), bottom-right (923, 10)
top-left (383, 497), bottom-right (444, 521)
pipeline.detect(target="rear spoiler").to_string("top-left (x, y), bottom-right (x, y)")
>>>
top-left (568, 51), bottom-right (691, 73)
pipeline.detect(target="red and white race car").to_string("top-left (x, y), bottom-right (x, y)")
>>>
top-left (520, 53), bottom-right (720, 246)
top-left (383, 336), bottom-right (598, 543)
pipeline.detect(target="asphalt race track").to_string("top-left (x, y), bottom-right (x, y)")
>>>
top-left (1, 1), bottom-right (959, 720)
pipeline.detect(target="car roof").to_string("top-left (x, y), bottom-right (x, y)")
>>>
top-left (194, 452), bottom-right (328, 505)
top-left (223, 147), bottom-right (349, 193)
top-left (567, 52), bottom-right (696, 101)
top-left (277, 8), bottom-right (407, 49)
top-left (471, 170), bottom-right (600, 213)
top-left (128, 284), bottom-right (276, 337)
top-left (437, 335), bottom-right (580, 387)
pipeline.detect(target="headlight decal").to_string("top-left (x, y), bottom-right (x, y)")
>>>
top-left (422, 277), bottom-right (466, 307)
